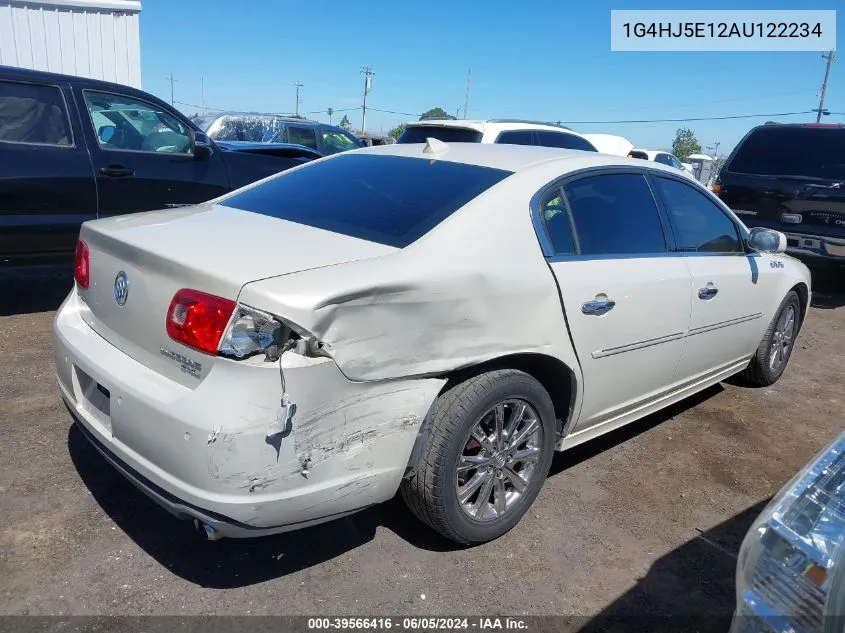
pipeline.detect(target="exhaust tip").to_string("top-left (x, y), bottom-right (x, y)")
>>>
top-left (193, 518), bottom-right (223, 541)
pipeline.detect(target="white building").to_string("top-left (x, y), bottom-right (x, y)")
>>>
top-left (0, 0), bottom-right (142, 87)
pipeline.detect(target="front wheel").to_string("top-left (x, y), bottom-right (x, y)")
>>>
top-left (737, 290), bottom-right (802, 387)
top-left (400, 369), bottom-right (556, 544)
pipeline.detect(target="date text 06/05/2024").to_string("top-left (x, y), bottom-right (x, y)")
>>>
top-left (306, 617), bottom-right (529, 630)
top-left (622, 22), bottom-right (823, 39)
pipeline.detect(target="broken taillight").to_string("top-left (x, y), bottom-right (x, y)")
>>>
top-left (166, 289), bottom-right (236, 355)
top-left (74, 238), bottom-right (90, 289)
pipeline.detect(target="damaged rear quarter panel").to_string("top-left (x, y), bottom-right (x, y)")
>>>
top-left (204, 355), bottom-right (444, 527)
top-left (237, 164), bottom-right (582, 385)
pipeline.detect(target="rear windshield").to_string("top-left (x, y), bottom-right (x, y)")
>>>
top-left (397, 126), bottom-right (483, 144)
top-left (727, 126), bottom-right (845, 180)
top-left (220, 154), bottom-right (512, 247)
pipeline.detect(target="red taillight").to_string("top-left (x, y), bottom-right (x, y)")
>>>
top-left (74, 239), bottom-right (90, 288)
top-left (166, 289), bottom-right (236, 355)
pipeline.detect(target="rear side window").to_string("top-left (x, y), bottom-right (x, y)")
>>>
top-left (220, 154), bottom-right (512, 247)
top-left (397, 126), bottom-right (483, 144)
top-left (563, 173), bottom-right (666, 256)
top-left (654, 177), bottom-right (742, 253)
top-left (654, 153), bottom-right (674, 166)
top-left (535, 130), bottom-right (597, 152)
top-left (0, 80), bottom-right (71, 146)
top-left (496, 130), bottom-right (534, 145)
top-left (727, 126), bottom-right (845, 180)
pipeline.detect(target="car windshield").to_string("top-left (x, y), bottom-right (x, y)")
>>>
top-left (727, 127), bottom-right (845, 181)
top-left (220, 154), bottom-right (512, 247)
top-left (398, 126), bottom-right (483, 144)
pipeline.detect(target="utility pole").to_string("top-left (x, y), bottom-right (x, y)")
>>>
top-left (814, 50), bottom-right (836, 123)
top-left (361, 66), bottom-right (374, 133)
top-left (201, 76), bottom-right (206, 114)
top-left (165, 73), bottom-right (176, 107)
top-left (294, 81), bottom-right (303, 117)
top-left (463, 69), bottom-right (472, 119)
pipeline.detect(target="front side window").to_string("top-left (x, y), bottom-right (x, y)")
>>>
top-left (0, 80), bottom-right (71, 146)
top-left (654, 176), bottom-right (742, 253)
top-left (654, 153), bottom-right (674, 166)
top-left (287, 125), bottom-right (318, 149)
top-left (321, 128), bottom-right (362, 154)
top-left (83, 91), bottom-right (192, 154)
top-left (496, 130), bottom-right (534, 145)
top-left (563, 173), bottom-right (666, 256)
top-left (220, 154), bottom-right (512, 248)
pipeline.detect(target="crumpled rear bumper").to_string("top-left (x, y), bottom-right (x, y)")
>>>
top-left (54, 290), bottom-right (444, 537)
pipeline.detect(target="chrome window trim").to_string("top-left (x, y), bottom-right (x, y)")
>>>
top-left (530, 165), bottom-right (752, 260)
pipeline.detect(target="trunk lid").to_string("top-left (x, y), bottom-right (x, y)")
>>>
top-left (77, 203), bottom-right (396, 386)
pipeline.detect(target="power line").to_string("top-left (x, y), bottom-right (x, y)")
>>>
top-left (566, 110), bottom-right (815, 124)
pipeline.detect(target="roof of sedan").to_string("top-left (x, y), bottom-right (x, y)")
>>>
top-left (352, 141), bottom-right (683, 175)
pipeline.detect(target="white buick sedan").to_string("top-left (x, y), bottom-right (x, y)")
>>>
top-left (54, 141), bottom-right (811, 544)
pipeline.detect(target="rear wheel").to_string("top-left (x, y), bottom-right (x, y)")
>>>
top-left (400, 369), bottom-right (556, 544)
top-left (737, 291), bottom-right (801, 387)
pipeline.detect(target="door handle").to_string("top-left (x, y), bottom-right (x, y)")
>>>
top-left (99, 165), bottom-right (134, 178)
top-left (698, 284), bottom-right (719, 300)
top-left (582, 295), bottom-right (616, 315)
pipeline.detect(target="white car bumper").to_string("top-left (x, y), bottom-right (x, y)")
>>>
top-left (53, 290), bottom-right (444, 537)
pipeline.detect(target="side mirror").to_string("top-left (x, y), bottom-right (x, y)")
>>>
top-left (98, 125), bottom-right (116, 144)
top-left (192, 130), bottom-right (213, 160)
top-left (748, 227), bottom-right (787, 254)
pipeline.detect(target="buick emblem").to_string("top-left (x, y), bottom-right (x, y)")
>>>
top-left (113, 271), bottom-right (129, 306)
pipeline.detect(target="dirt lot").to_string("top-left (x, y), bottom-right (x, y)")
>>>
top-left (1, 265), bottom-right (844, 627)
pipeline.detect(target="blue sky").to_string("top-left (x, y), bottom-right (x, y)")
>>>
top-left (139, 0), bottom-right (841, 156)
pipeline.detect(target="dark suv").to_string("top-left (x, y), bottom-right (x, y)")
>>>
top-left (713, 123), bottom-right (845, 264)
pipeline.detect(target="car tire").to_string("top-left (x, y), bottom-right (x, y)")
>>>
top-left (400, 369), bottom-right (556, 545)
top-left (737, 290), bottom-right (802, 387)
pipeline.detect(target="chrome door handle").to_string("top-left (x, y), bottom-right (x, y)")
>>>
top-left (698, 285), bottom-right (719, 300)
top-left (582, 296), bottom-right (616, 315)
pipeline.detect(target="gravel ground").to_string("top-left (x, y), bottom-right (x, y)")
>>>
top-left (0, 264), bottom-right (843, 627)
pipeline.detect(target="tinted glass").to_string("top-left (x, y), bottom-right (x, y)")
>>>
top-left (496, 130), bottom-right (534, 145)
top-left (563, 174), bottom-right (666, 255)
top-left (654, 153), bottom-right (673, 166)
top-left (221, 154), bottom-right (512, 247)
top-left (728, 126), bottom-right (845, 180)
top-left (654, 176), bottom-right (742, 253)
top-left (0, 80), bottom-right (71, 145)
top-left (83, 91), bottom-right (191, 153)
top-left (628, 150), bottom-right (649, 160)
top-left (287, 125), bottom-right (318, 149)
top-left (397, 126), bottom-right (483, 144)
top-left (541, 189), bottom-right (575, 255)
top-left (535, 130), bottom-right (597, 152)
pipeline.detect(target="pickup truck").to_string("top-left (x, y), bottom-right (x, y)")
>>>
top-left (0, 66), bottom-right (322, 265)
